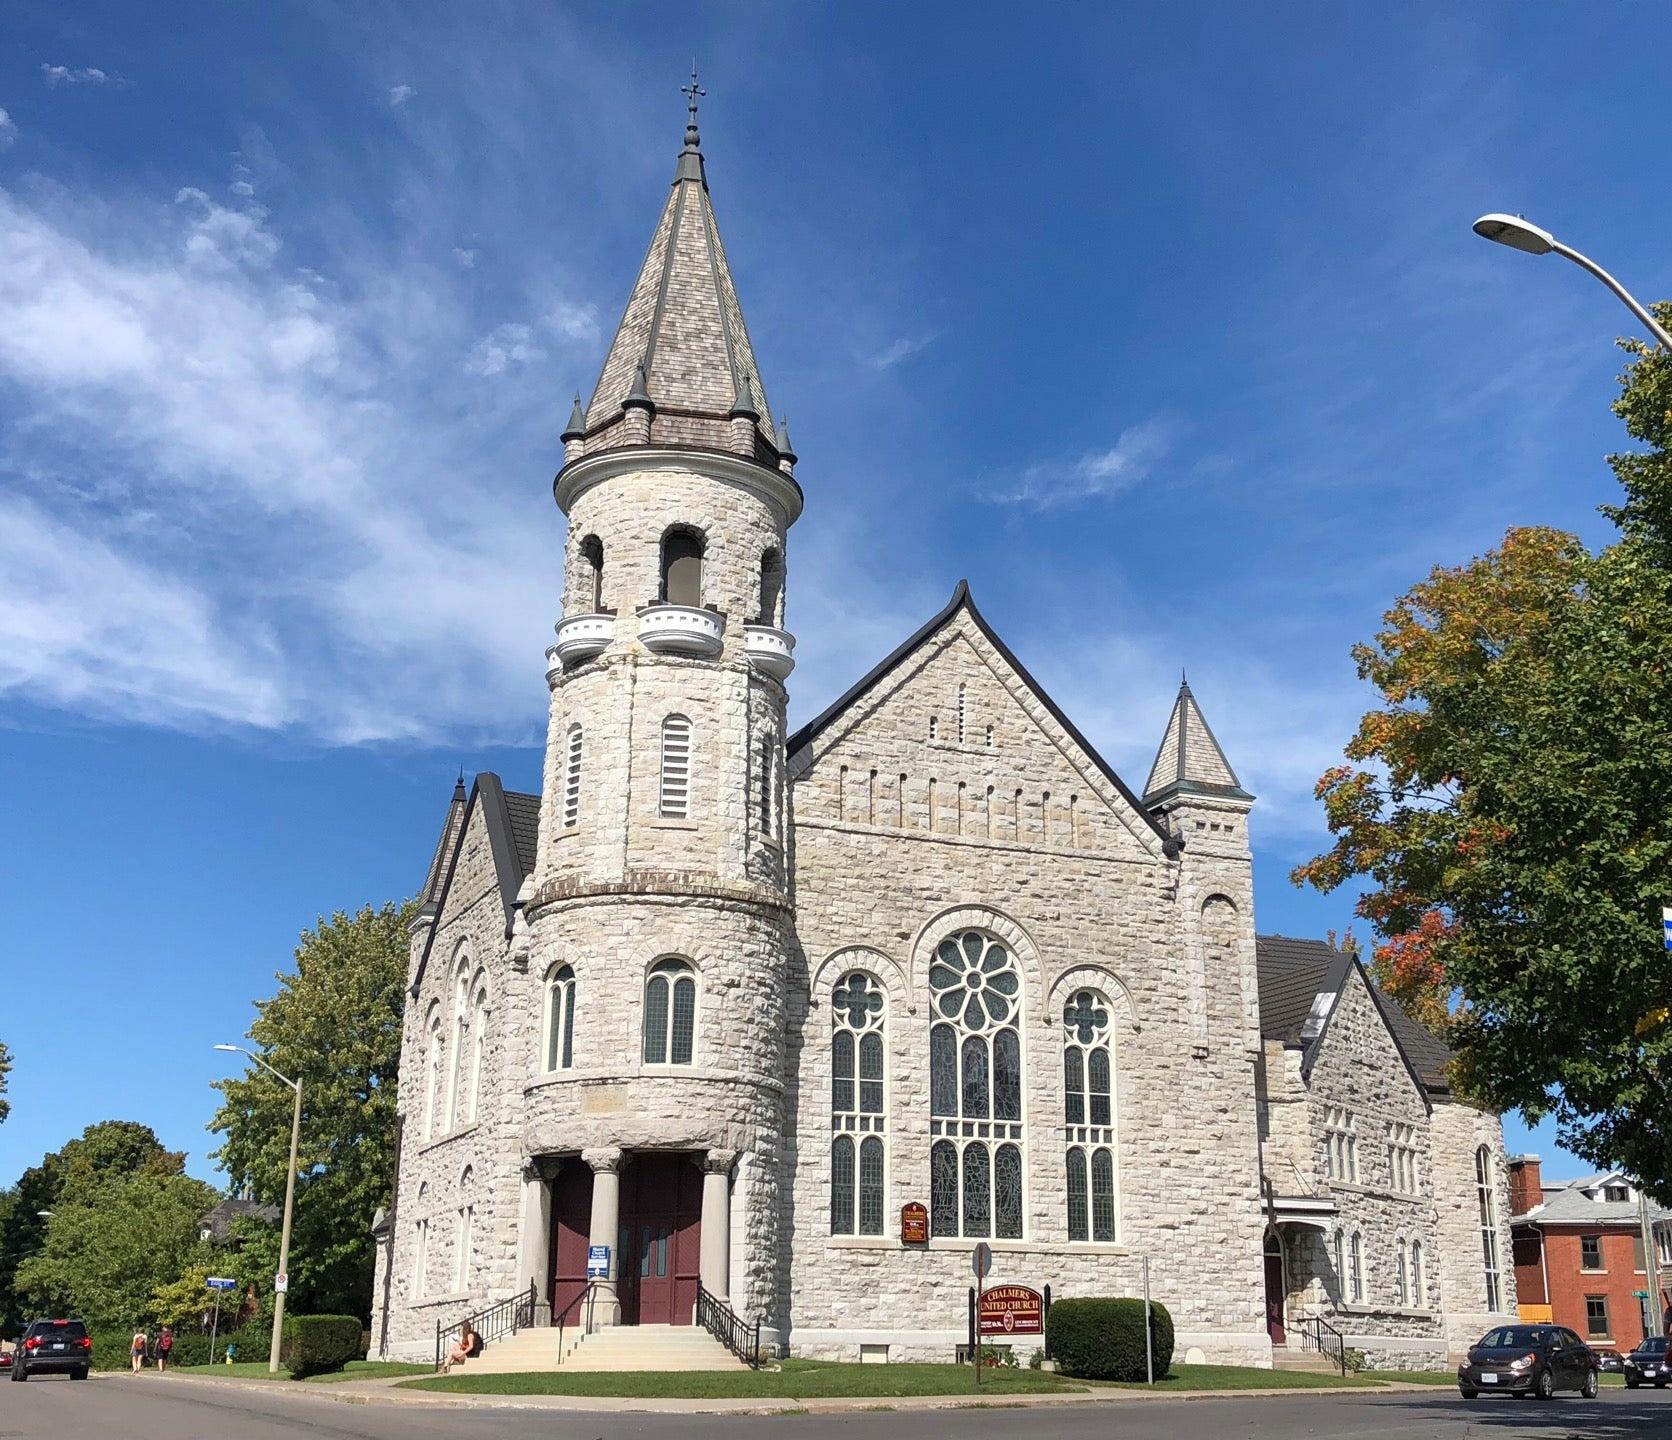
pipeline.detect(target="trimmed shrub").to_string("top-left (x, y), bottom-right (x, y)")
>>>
top-left (89, 1323), bottom-right (268, 1371)
top-left (279, 1315), bottom-right (362, 1379)
top-left (1045, 1297), bottom-right (1174, 1381)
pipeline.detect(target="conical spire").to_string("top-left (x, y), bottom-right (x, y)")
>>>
top-left (561, 391), bottom-right (587, 441)
top-left (574, 74), bottom-right (781, 460)
top-left (1143, 676), bottom-right (1250, 801)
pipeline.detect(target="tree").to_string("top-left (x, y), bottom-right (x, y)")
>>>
top-left (209, 901), bottom-right (415, 1319)
top-left (15, 1171), bottom-right (219, 1331)
top-left (0, 1120), bottom-right (185, 1334)
top-left (1296, 307), bottom-right (1672, 1197)
top-left (0, 1041), bottom-right (12, 1124)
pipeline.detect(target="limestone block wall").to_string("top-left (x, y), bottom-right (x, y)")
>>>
top-left (780, 617), bottom-right (1269, 1364)
top-left (1430, 1100), bottom-right (1518, 1355)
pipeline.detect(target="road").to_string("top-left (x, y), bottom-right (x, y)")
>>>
top-left (2, 1375), bottom-right (1671, 1439)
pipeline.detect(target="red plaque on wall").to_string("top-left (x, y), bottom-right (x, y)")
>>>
top-left (901, 1202), bottom-right (929, 1244)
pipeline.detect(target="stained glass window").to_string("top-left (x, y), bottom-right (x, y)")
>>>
top-left (931, 1140), bottom-right (958, 1236)
top-left (831, 970), bottom-right (888, 1237)
top-left (1066, 1148), bottom-right (1088, 1241)
top-left (1090, 1148), bottom-right (1115, 1242)
top-left (962, 1142), bottom-right (992, 1237)
top-left (1061, 988), bottom-right (1117, 1242)
top-left (830, 1136), bottom-right (855, 1235)
top-left (930, 1025), bottom-right (956, 1117)
top-left (995, 1144), bottom-right (1023, 1239)
top-left (644, 959), bottom-right (696, 1066)
top-left (858, 1137), bottom-right (884, 1237)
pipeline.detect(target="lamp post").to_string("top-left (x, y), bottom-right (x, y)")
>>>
top-left (1472, 213), bottom-right (1672, 353)
top-left (215, 1044), bottom-right (302, 1373)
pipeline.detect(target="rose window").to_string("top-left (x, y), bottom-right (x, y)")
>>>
top-left (929, 931), bottom-right (1020, 1030)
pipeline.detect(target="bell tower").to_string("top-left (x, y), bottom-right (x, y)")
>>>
top-left (516, 76), bottom-right (801, 1336)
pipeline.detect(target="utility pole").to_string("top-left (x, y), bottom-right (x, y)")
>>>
top-left (1640, 1185), bottom-right (1664, 1339)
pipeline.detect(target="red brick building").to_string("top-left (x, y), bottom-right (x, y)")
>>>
top-left (1509, 1157), bottom-right (1672, 1353)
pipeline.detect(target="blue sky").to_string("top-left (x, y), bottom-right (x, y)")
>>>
top-left (2, 2), bottom-right (1666, 1189)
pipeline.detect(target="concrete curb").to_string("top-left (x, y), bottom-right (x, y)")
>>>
top-left (112, 1369), bottom-right (1444, 1416)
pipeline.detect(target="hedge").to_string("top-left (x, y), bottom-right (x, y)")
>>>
top-left (279, 1315), bottom-right (363, 1379)
top-left (89, 1324), bottom-right (269, 1371)
top-left (1045, 1297), bottom-right (1174, 1381)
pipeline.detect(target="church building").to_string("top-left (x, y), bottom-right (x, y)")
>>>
top-left (369, 97), bottom-right (1517, 1371)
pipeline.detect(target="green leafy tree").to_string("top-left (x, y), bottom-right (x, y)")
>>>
top-left (0, 1041), bottom-right (12, 1124)
top-left (150, 1265), bottom-right (218, 1331)
top-left (1297, 307), bottom-right (1672, 1197)
top-left (0, 1121), bottom-right (184, 1334)
top-left (15, 1171), bottom-right (219, 1330)
top-left (210, 901), bottom-right (415, 1319)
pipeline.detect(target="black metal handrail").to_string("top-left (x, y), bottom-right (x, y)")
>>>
top-left (1295, 1312), bottom-right (1348, 1376)
top-left (555, 1280), bottom-right (609, 1360)
top-left (697, 1283), bottom-right (760, 1369)
top-left (435, 1281), bottom-right (536, 1369)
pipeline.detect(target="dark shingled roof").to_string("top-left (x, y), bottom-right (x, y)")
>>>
top-left (1255, 933), bottom-right (1455, 1097)
top-left (504, 790), bottom-right (540, 880)
top-left (199, 1196), bottom-right (280, 1243)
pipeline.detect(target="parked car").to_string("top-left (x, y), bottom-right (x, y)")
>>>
top-left (1458, 1323), bottom-right (1600, 1401)
top-left (10, 1319), bottom-right (91, 1381)
top-left (1624, 1335), bottom-right (1672, 1388)
top-left (0, 1350), bottom-right (12, 1371)
top-left (1595, 1349), bottom-right (1625, 1374)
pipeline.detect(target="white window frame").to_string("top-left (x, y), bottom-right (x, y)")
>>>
top-left (445, 952), bottom-right (470, 1131)
top-left (1061, 988), bottom-right (1118, 1244)
top-left (829, 971), bottom-right (888, 1237)
top-left (464, 983), bottom-right (489, 1124)
top-left (412, 1187), bottom-right (430, 1300)
top-left (543, 963), bottom-right (576, 1073)
top-left (1326, 1106), bottom-right (1359, 1184)
top-left (1411, 1236), bottom-right (1427, 1308)
top-left (563, 723), bottom-right (583, 828)
top-left (659, 714), bottom-right (692, 819)
top-left (1386, 1121), bottom-right (1418, 1194)
top-left (423, 1013), bottom-right (443, 1141)
top-left (1476, 1145), bottom-right (1503, 1311)
top-left (642, 957), bottom-right (699, 1066)
top-left (455, 1167), bottom-right (474, 1293)
top-left (1349, 1229), bottom-right (1365, 1304)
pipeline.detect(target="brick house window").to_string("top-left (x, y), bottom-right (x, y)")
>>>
top-left (1586, 1295), bottom-right (1611, 1339)
top-left (1386, 1122), bottom-right (1418, 1194)
top-left (830, 972), bottom-right (887, 1237)
top-left (928, 930), bottom-right (1024, 1239)
top-left (1326, 1107), bottom-right (1359, 1183)
top-left (1581, 1234), bottom-right (1604, 1271)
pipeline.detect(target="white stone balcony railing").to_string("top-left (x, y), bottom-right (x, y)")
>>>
top-left (551, 612), bottom-right (616, 666)
top-left (637, 604), bottom-right (725, 657)
top-left (743, 624), bottom-right (796, 680)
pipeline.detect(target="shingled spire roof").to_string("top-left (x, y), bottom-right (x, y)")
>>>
top-left (1143, 677), bottom-right (1252, 802)
top-left (573, 76), bottom-right (782, 462)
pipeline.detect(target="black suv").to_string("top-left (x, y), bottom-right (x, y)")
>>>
top-left (1458, 1323), bottom-right (1599, 1401)
top-left (11, 1318), bottom-right (92, 1381)
top-left (1624, 1335), bottom-right (1672, 1388)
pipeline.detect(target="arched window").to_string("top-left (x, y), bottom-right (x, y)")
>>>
top-left (445, 955), bottom-right (469, 1131)
top-left (1395, 1239), bottom-right (1409, 1307)
top-left (464, 985), bottom-right (488, 1124)
top-left (544, 964), bottom-right (576, 1072)
top-left (1349, 1229), bottom-right (1365, 1303)
top-left (660, 715), bottom-right (691, 819)
top-left (927, 930), bottom-right (1024, 1238)
top-left (455, 1167), bottom-right (474, 1292)
top-left (563, 724), bottom-right (583, 828)
top-left (579, 534), bottom-right (604, 612)
top-left (1411, 1238), bottom-right (1426, 1308)
top-left (830, 972), bottom-right (887, 1236)
top-left (758, 547), bottom-right (784, 626)
top-left (758, 733), bottom-right (775, 839)
top-left (1062, 988), bottom-right (1117, 1241)
top-left (423, 1013), bottom-right (443, 1141)
top-left (661, 528), bottom-right (704, 607)
top-left (643, 958), bottom-right (697, 1065)
top-left (412, 1183), bottom-right (430, 1299)
top-left (1476, 1146), bottom-right (1503, 1311)
top-left (1332, 1229), bottom-right (1346, 1302)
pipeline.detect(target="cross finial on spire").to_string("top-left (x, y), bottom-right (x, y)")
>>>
top-left (681, 62), bottom-right (706, 150)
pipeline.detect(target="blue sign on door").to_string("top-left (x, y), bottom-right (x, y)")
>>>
top-left (586, 1244), bottom-right (611, 1279)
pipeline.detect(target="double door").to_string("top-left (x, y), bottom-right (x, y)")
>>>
top-left (618, 1152), bottom-right (702, 1325)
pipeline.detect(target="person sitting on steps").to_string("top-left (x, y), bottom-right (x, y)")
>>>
top-left (442, 1320), bottom-right (480, 1374)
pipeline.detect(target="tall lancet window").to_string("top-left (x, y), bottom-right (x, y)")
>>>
top-left (928, 931), bottom-right (1024, 1239)
top-left (544, 964), bottom-right (576, 1072)
top-left (643, 958), bottom-right (697, 1066)
top-left (1062, 988), bottom-right (1118, 1242)
top-left (660, 715), bottom-right (692, 818)
top-left (759, 547), bottom-right (785, 626)
top-left (830, 971), bottom-right (887, 1236)
top-left (661, 528), bottom-right (704, 607)
top-left (579, 534), bottom-right (604, 612)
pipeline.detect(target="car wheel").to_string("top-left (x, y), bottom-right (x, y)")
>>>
top-left (1535, 1369), bottom-right (1555, 1401)
top-left (1582, 1368), bottom-right (1598, 1399)
top-left (1627, 1377), bottom-right (1640, 1388)
top-left (1459, 1386), bottom-right (1478, 1399)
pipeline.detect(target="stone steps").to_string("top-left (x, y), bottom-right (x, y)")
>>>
top-left (1271, 1346), bottom-right (1340, 1374)
top-left (459, 1322), bottom-right (746, 1374)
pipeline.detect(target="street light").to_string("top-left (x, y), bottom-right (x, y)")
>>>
top-left (1473, 212), bottom-right (1672, 352)
top-left (215, 1044), bottom-right (302, 1373)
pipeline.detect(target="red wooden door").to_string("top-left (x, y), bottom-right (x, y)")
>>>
top-left (1264, 1248), bottom-right (1287, 1345)
top-left (619, 1153), bottom-right (702, 1325)
top-left (548, 1165), bottom-right (594, 1326)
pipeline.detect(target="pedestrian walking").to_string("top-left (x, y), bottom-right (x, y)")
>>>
top-left (156, 1325), bottom-right (173, 1372)
top-left (130, 1328), bottom-right (147, 1373)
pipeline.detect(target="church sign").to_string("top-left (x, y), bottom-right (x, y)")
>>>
top-left (978, 1284), bottom-right (1044, 1336)
top-left (900, 1202), bottom-right (929, 1245)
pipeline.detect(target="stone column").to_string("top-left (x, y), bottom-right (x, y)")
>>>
top-left (514, 1158), bottom-right (556, 1315)
top-left (699, 1150), bottom-right (735, 1303)
top-left (583, 1146), bottom-right (624, 1326)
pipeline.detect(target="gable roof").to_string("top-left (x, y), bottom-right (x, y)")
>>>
top-left (1517, 1184), bottom-right (1670, 1228)
top-left (1143, 677), bottom-right (1251, 802)
top-left (786, 581), bottom-right (1172, 850)
top-left (198, 1196), bottom-right (280, 1242)
top-left (1255, 933), bottom-right (1454, 1098)
top-left (409, 773), bottom-right (540, 995)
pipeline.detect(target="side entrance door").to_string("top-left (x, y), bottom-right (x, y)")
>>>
top-left (548, 1165), bottom-right (594, 1327)
top-left (618, 1153), bottom-right (702, 1325)
top-left (1263, 1236), bottom-right (1287, 1345)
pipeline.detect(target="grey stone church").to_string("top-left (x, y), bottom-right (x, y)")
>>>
top-left (369, 102), bottom-right (1517, 1370)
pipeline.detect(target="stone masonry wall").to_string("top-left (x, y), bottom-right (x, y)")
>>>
top-left (1430, 1099), bottom-right (1519, 1356)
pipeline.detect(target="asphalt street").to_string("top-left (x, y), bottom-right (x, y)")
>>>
top-left (2, 1376), bottom-right (1671, 1440)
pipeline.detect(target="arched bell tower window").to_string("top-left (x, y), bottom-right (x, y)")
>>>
top-left (643, 957), bottom-right (697, 1066)
top-left (579, 534), bottom-right (604, 612)
top-left (661, 528), bottom-right (705, 607)
top-left (544, 964), bottom-right (576, 1072)
top-left (758, 547), bottom-right (785, 626)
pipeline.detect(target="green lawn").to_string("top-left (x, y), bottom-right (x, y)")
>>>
top-left (172, 1360), bottom-right (432, 1384)
top-left (404, 1357), bottom-right (1082, 1399)
top-left (1087, 1363), bottom-right (1378, 1391)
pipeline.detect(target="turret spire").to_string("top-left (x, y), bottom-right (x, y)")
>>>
top-left (1143, 676), bottom-right (1250, 802)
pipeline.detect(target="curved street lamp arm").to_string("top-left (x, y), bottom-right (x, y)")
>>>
top-left (1550, 239), bottom-right (1672, 352)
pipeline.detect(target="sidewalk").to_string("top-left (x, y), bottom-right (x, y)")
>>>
top-left (110, 1368), bottom-right (1442, 1417)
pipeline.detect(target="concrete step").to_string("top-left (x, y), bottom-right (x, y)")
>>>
top-left (1272, 1347), bottom-right (1340, 1374)
top-left (459, 1322), bottom-right (746, 1374)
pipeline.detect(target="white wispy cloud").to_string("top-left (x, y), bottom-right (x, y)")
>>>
top-left (452, 246), bottom-right (477, 269)
top-left (992, 418), bottom-right (1175, 508)
top-left (0, 109), bottom-right (14, 150)
top-left (868, 332), bottom-right (934, 370)
top-left (465, 321), bottom-right (544, 376)
top-left (42, 64), bottom-right (125, 88)
top-left (388, 84), bottom-right (415, 107)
